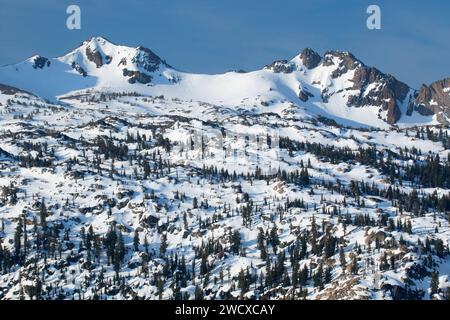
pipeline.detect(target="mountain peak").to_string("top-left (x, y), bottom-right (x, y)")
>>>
top-left (322, 50), bottom-right (360, 68)
top-left (299, 48), bottom-right (321, 69)
top-left (82, 36), bottom-right (116, 47)
top-left (60, 36), bottom-right (170, 73)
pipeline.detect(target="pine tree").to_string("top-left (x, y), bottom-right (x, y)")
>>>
top-left (339, 246), bottom-right (346, 273)
top-left (183, 212), bottom-right (188, 230)
top-left (238, 268), bottom-right (248, 294)
top-left (117, 231), bottom-right (125, 262)
top-left (232, 230), bottom-right (241, 255)
top-left (257, 228), bottom-right (267, 260)
top-left (299, 265), bottom-right (308, 287)
top-left (200, 253), bottom-right (208, 275)
top-left (133, 230), bottom-right (140, 252)
top-left (86, 225), bottom-right (94, 252)
top-left (19, 284), bottom-right (25, 300)
top-left (435, 239), bottom-right (445, 258)
top-left (269, 225), bottom-right (279, 253)
top-left (104, 228), bottom-right (117, 265)
top-left (194, 285), bottom-right (204, 300)
top-left (324, 266), bottom-right (333, 284)
top-left (13, 220), bottom-right (22, 258)
top-left (193, 197), bottom-right (198, 209)
top-left (313, 262), bottom-right (323, 289)
top-left (430, 271), bottom-right (439, 298)
top-left (144, 235), bottom-right (149, 254)
top-left (350, 254), bottom-right (358, 275)
top-left (39, 199), bottom-right (48, 228)
top-left (160, 232), bottom-right (168, 257)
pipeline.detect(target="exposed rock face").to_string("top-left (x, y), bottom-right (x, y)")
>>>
top-left (415, 103), bottom-right (435, 116)
top-left (33, 56), bottom-right (50, 69)
top-left (300, 48), bottom-right (321, 69)
top-left (313, 50), bottom-right (411, 124)
top-left (86, 47), bottom-right (104, 68)
top-left (315, 277), bottom-right (369, 300)
top-left (416, 78), bottom-right (450, 122)
top-left (352, 66), bottom-right (380, 89)
top-left (349, 66), bottom-right (410, 124)
top-left (406, 92), bottom-right (417, 116)
top-left (118, 57), bottom-right (127, 67)
top-left (323, 51), bottom-right (360, 78)
top-left (298, 86), bottom-right (314, 102)
top-left (365, 229), bottom-right (387, 246)
top-left (265, 60), bottom-right (294, 74)
top-left (133, 46), bottom-right (165, 73)
top-left (122, 69), bottom-right (152, 84)
top-left (298, 90), bottom-right (309, 102)
top-left (71, 62), bottom-right (87, 77)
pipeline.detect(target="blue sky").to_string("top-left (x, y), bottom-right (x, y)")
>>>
top-left (0, 0), bottom-right (449, 87)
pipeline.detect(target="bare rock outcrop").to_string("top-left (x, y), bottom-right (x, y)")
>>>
top-left (415, 78), bottom-right (450, 123)
top-left (300, 48), bottom-right (321, 69)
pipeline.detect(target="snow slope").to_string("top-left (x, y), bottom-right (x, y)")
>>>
top-left (0, 37), bottom-right (440, 129)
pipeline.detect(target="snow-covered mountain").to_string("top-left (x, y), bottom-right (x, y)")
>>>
top-left (0, 36), bottom-right (448, 128)
top-left (0, 36), bottom-right (449, 301)
top-left (0, 37), bottom-right (179, 99)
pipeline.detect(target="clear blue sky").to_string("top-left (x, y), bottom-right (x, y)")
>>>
top-left (0, 0), bottom-right (449, 88)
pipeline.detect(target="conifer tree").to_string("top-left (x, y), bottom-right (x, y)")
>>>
top-left (133, 230), bottom-right (140, 252)
top-left (430, 271), bottom-right (439, 298)
top-left (159, 232), bottom-right (168, 258)
top-left (339, 246), bottom-right (346, 273)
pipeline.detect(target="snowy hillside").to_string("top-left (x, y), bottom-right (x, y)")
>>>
top-left (0, 37), bottom-right (449, 301)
